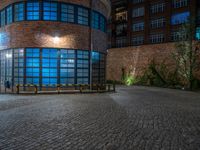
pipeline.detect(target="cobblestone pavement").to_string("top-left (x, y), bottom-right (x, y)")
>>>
top-left (0, 86), bottom-right (200, 150)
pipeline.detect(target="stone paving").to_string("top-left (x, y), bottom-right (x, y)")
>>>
top-left (0, 86), bottom-right (200, 150)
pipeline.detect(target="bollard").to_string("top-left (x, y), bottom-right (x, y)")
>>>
top-left (57, 85), bottom-right (60, 94)
top-left (16, 84), bottom-right (20, 94)
top-left (108, 84), bottom-right (111, 92)
top-left (113, 83), bottom-right (116, 92)
top-left (34, 85), bottom-right (38, 94)
top-left (97, 85), bottom-right (100, 92)
top-left (80, 85), bottom-right (83, 93)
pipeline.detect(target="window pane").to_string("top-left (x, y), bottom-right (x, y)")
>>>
top-left (61, 4), bottom-right (74, 23)
top-left (6, 6), bottom-right (13, 24)
top-left (78, 7), bottom-right (89, 25)
top-left (91, 11), bottom-right (99, 29)
top-left (27, 2), bottom-right (40, 20)
top-left (171, 12), bottom-right (190, 25)
top-left (43, 2), bottom-right (58, 21)
top-left (14, 3), bottom-right (24, 21)
top-left (1, 10), bottom-right (6, 26)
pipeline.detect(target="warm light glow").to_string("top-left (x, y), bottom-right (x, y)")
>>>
top-left (53, 36), bottom-right (60, 43)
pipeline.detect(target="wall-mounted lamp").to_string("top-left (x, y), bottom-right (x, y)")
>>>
top-left (53, 36), bottom-right (60, 43)
top-left (6, 54), bottom-right (12, 58)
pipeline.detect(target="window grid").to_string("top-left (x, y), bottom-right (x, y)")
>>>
top-left (6, 6), bottom-right (13, 24)
top-left (173, 0), bottom-right (188, 8)
top-left (13, 49), bottom-right (24, 85)
top-left (132, 7), bottom-right (144, 18)
top-left (27, 2), bottom-right (40, 20)
top-left (25, 48), bottom-right (40, 85)
top-left (14, 3), bottom-right (24, 22)
top-left (150, 18), bottom-right (165, 29)
top-left (132, 36), bottom-right (144, 46)
top-left (78, 7), bottom-right (89, 25)
top-left (150, 34), bottom-right (165, 43)
top-left (92, 11), bottom-right (99, 29)
top-left (133, 21), bottom-right (144, 31)
top-left (171, 12), bottom-right (190, 25)
top-left (150, 3), bottom-right (165, 14)
top-left (0, 1), bottom-right (106, 32)
top-left (61, 4), bottom-right (74, 23)
top-left (132, 0), bottom-right (144, 4)
top-left (1, 10), bottom-right (6, 27)
top-left (60, 49), bottom-right (75, 84)
top-left (43, 2), bottom-right (58, 21)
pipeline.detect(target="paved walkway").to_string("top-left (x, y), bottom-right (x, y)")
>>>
top-left (0, 86), bottom-right (200, 150)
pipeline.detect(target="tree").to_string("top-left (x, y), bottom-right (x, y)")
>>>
top-left (173, 18), bottom-right (200, 90)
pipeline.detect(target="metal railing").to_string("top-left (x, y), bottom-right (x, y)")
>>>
top-left (15, 83), bottom-right (116, 94)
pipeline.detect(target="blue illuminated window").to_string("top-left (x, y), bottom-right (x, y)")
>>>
top-left (60, 49), bottom-right (75, 84)
top-left (92, 52), bottom-right (100, 63)
top-left (6, 6), bottom-right (13, 24)
top-left (77, 50), bottom-right (89, 59)
top-left (26, 68), bottom-right (40, 76)
top-left (42, 68), bottom-right (57, 77)
top-left (171, 12), bottom-right (190, 25)
top-left (91, 11), bottom-right (99, 29)
top-left (26, 48), bottom-right (40, 57)
top-left (61, 4), bottom-right (74, 23)
top-left (25, 48), bottom-right (40, 85)
top-left (77, 50), bottom-right (89, 84)
top-left (14, 3), bottom-right (24, 21)
top-left (77, 59), bottom-right (89, 68)
top-left (27, 2), bottom-right (40, 20)
top-left (43, 2), bottom-right (57, 21)
top-left (42, 49), bottom-right (58, 85)
top-left (26, 78), bottom-right (39, 85)
top-left (1, 10), bottom-right (6, 27)
top-left (42, 48), bottom-right (58, 58)
top-left (196, 27), bottom-right (200, 40)
top-left (100, 16), bottom-right (106, 32)
top-left (14, 49), bottom-right (24, 85)
top-left (78, 7), bottom-right (89, 25)
top-left (60, 68), bottom-right (74, 77)
top-left (42, 78), bottom-right (57, 85)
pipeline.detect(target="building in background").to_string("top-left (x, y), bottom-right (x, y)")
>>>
top-left (0, 0), bottom-right (111, 93)
top-left (107, 0), bottom-right (200, 81)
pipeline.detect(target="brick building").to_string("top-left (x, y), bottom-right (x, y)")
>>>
top-left (107, 0), bottom-right (200, 81)
top-left (0, 0), bottom-right (111, 93)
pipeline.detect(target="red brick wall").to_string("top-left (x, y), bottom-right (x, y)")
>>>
top-left (0, 21), bottom-right (107, 52)
top-left (106, 43), bottom-right (178, 81)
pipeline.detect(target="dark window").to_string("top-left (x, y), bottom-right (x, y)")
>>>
top-left (27, 2), bottom-right (40, 20)
top-left (43, 2), bottom-right (58, 21)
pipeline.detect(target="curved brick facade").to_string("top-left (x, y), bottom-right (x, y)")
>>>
top-left (0, 0), bottom-right (111, 92)
top-left (0, 0), bottom-right (110, 52)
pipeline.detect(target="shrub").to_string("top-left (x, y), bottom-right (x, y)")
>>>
top-left (122, 74), bottom-right (138, 86)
